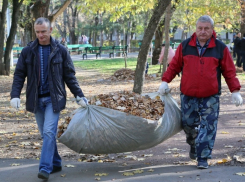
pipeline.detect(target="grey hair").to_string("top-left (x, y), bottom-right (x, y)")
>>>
top-left (196, 15), bottom-right (214, 28)
top-left (34, 17), bottom-right (51, 28)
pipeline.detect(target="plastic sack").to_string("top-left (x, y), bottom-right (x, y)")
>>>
top-left (58, 92), bottom-right (182, 154)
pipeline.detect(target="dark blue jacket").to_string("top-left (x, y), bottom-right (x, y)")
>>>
top-left (10, 37), bottom-right (85, 113)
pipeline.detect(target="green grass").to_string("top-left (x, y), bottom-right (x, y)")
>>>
top-left (73, 57), bottom-right (161, 75)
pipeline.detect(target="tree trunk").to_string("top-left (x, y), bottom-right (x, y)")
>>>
top-left (133, 0), bottom-right (171, 94)
top-left (162, 3), bottom-right (171, 75)
top-left (152, 19), bottom-right (164, 65)
top-left (100, 13), bottom-right (104, 47)
top-left (31, 0), bottom-right (51, 40)
top-left (67, 1), bottom-right (78, 44)
top-left (3, 0), bottom-right (24, 75)
top-left (241, 1), bottom-right (245, 35)
top-left (0, 0), bottom-right (8, 75)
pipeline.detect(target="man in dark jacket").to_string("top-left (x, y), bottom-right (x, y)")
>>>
top-left (158, 15), bottom-right (242, 169)
top-left (233, 32), bottom-right (241, 67)
top-left (10, 17), bottom-right (88, 180)
top-left (238, 33), bottom-right (245, 71)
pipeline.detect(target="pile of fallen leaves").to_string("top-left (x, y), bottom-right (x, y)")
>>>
top-left (57, 116), bottom-right (72, 138)
top-left (89, 91), bottom-right (164, 120)
top-left (57, 91), bottom-right (164, 138)
top-left (108, 68), bottom-right (153, 81)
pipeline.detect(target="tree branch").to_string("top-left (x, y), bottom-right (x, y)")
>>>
top-left (48, 0), bottom-right (72, 23)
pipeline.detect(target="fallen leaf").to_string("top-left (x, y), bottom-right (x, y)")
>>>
top-left (224, 145), bottom-right (233, 148)
top-left (133, 169), bottom-right (144, 174)
top-left (235, 172), bottom-right (245, 176)
top-left (11, 163), bottom-right (20, 166)
top-left (221, 131), bottom-right (229, 134)
top-left (61, 174), bottom-right (66, 177)
top-left (95, 177), bottom-right (101, 181)
top-left (95, 173), bottom-right (108, 176)
top-left (217, 158), bottom-right (229, 164)
top-left (137, 158), bottom-right (145, 161)
top-left (148, 169), bottom-right (154, 172)
top-left (65, 164), bottom-right (75, 168)
top-left (142, 154), bottom-right (153, 157)
top-left (122, 172), bottom-right (134, 176)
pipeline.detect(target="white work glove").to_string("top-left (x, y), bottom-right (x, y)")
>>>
top-left (10, 98), bottom-right (20, 109)
top-left (231, 92), bottom-right (243, 106)
top-left (158, 81), bottom-right (171, 95)
top-left (76, 96), bottom-right (89, 107)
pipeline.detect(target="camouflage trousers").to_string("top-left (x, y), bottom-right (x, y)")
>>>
top-left (180, 93), bottom-right (220, 159)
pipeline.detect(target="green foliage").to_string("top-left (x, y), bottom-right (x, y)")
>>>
top-left (130, 40), bottom-right (139, 47)
top-left (172, 0), bottom-right (241, 33)
top-left (103, 40), bottom-right (115, 46)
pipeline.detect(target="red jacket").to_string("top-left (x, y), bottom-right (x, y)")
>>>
top-left (162, 32), bottom-right (241, 98)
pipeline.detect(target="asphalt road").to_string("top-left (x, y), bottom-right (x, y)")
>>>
top-left (1, 158), bottom-right (245, 182)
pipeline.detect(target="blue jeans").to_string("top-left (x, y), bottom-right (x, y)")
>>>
top-left (35, 96), bottom-right (61, 174)
top-left (180, 94), bottom-right (220, 159)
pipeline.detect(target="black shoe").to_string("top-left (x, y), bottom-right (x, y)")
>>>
top-left (189, 146), bottom-right (196, 160)
top-left (38, 170), bottom-right (49, 180)
top-left (51, 166), bottom-right (62, 174)
top-left (197, 158), bottom-right (209, 169)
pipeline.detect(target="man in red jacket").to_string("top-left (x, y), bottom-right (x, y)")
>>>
top-left (158, 15), bottom-right (243, 169)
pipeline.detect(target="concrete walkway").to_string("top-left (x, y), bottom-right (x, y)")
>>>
top-left (1, 158), bottom-right (245, 182)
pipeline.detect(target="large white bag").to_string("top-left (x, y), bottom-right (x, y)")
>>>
top-left (58, 92), bottom-right (182, 154)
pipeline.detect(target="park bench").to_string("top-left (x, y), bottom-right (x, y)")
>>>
top-left (78, 44), bottom-right (92, 54)
top-left (67, 44), bottom-right (92, 54)
top-left (82, 46), bottom-right (101, 59)
top-left (67, 44), bottom-right (80, 54)
top-left (100, 46), bottom-right (113, 55)
top-left (109, 45), bottom-right (128, 58)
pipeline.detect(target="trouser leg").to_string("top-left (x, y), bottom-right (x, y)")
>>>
top-left (35, 96), bottom-right (61, 173)
top-left (181, 94), bottom-right (220, 159)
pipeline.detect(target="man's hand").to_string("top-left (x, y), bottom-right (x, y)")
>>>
top-left (76, 96), bottom-right (89, 107)
top-left (231, 92), bottom-right (243, 106)
top-left (10, 98), bottom-right (20, 109)
top-left (158, 81), bottom-right (170, 95)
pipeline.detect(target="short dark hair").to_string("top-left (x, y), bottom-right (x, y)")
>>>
top-left (243, 33), bottom-right (245, 37)
top-left (162, 44), bottom-right (165, 46)
top-left (34, 17), bottom-right (51, 28)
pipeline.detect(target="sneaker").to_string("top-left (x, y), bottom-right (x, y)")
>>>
top-left (51, 166), bottom-right (62, 174)
top-left (189, 146), bottom-right (197, 160)
top-left (197, 158), bottom-right (209, 169)
top-left (38, 170), bottom-right (49, 180)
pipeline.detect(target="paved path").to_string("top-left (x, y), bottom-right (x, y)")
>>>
top-left (1, 158), bottom-right (245, 182)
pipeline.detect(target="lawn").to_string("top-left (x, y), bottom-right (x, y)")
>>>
top-left (73, 57), bottom-right (161, 75)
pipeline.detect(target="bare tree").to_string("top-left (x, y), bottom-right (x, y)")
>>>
top-left (162, 3), bottom-right (172, 75)
top-left (0, 0), bottom-right (8, 75)
top-left (1, 0), bottom-right (24, 76)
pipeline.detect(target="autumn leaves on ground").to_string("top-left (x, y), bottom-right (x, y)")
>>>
top-left (1, 67), bottom-right (245, 168)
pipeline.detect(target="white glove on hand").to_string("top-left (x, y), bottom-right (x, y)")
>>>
top-left (231, 92), bottom-right (243, 106)
top-left (76, 96), bottom-right (89, 107)
top-left (158, 81), bottom-right (170, 95)
top-left (10, 98), bottom-right (20, 109)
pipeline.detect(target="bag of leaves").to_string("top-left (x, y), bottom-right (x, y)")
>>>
top-left (58, 92), bottom-right (182, 154)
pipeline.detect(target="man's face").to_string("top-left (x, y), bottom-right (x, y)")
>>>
top-left (34, 22), bottom-right (52, 45)
top-left (196, 21), bottom-right (213, 43)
